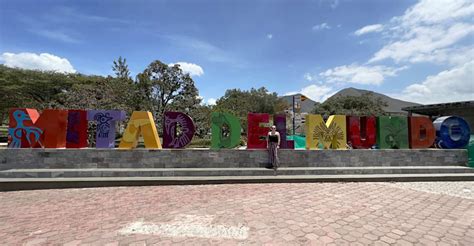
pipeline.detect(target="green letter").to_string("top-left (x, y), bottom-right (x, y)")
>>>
top-left (377, 116), bottom-right (409, 149)
top-left (211, 112), bottom-right (241, 149)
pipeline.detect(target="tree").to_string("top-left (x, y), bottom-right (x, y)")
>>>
top-left (136, 60), bottom-right (201, 133)
top-left (56, 77), bottom-right (132, 111)
top-left (189, 104), bottom-right (213, 138)
top-left (312, 92), bottom-right (388, 117)
top-left (214, 87), bottom-right (288, 133)
top-left (112, 56), bottom-right (131, 80)
top-left (0, 65), bottom-right (81, 123)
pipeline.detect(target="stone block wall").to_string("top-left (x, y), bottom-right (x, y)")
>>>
top-left (0, 148), bottom-right (468, 170)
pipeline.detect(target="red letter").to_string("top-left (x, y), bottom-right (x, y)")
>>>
top-left (247, 113), bottom-right (270, 149)
top-left (347, 116), bottom-right (376, 149)
top-left (34, 109), bottom-right (69, 148)
top-left (8, 108), bottom-right (68, 148)
top-left (409, 116), bottom-right (435, 148)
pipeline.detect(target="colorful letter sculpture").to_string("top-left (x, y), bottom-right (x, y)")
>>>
top-left (247, 113), bottom-right (270, 149)
top-left (163, 111), bottom-right (195, 148)
top-left (408, 116), bottom-right (436, 149)
top-left (347, 116), bottom-right (376, 149)
top-left (119, 111), bottom-right (162, 149)
top-left (8, 108), bottom-right (42, 148)
top-left (33, 109), bottom-right (68, 148)
top-left (377, 116), bottom-right (409, 149)
top-left (66, 110), bottom-right (88, 148)
top-left (433, 116), bottom-right (471, 149)
top-left (305, 114), bottom-right (347, 149)
top-left (211, 112), bottom-right (241, 149)
top-left (8, 108), bottom-right (69, 148)
top-left (274, 114), bottom-right (293, 149)
top-left (87, 110), bottom-right (126, 148)
top-left (7, 106), bottom-right (472, 150)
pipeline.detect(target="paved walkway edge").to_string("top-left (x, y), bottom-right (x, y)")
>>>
top-left (2, 174), bottom-right (474, 191)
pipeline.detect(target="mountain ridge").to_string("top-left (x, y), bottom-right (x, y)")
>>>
top-left (281, 87), bottom-right (420, 114)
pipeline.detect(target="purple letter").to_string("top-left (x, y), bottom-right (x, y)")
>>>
top-left (87, 110), bottom-right (126, 148)
top-left (163, 111), bottom-right (196, 148)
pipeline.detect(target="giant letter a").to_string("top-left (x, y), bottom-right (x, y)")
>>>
top-left (119, 111), bottom-right (162, 149)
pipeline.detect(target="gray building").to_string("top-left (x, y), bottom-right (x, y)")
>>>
top-left (402, 101), bottom-right (474, 131)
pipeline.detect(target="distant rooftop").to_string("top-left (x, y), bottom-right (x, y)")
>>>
top-left (402, 101), bottom-right (474, 116)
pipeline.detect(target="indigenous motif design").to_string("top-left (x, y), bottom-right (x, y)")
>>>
top-left (312, 121), bottom-right (345, 149)
top-left (94, 112), bottom-right (114, 138)
top-left (87, 110), bottom-right (126, 148)
top-left (163, 112), bottom-right (195, 148)
top-left (8, 109), bottom-right (42, 148)
top-left (305, 114), bottom-right (347, 149)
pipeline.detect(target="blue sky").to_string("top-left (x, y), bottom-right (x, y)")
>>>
top-left (1, 0), bottom-right (473, 105)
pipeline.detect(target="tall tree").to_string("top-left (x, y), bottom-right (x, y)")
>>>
top-left (312, 92), bottom-right (388, 116)
top-left (112, 56), bottom-right (131, 80)
top-left (136, 60), bottom-right (200, 133)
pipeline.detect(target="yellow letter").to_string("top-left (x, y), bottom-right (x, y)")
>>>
top-left (119, 111), bottom-right (162, 149)
top-left (305, 114), bottom-right (347, 150)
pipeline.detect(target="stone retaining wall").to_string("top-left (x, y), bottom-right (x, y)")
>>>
top-left (0, 149), bottom-right (468, 170)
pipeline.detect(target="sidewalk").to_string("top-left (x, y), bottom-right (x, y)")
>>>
top-left (0, 182), bottom-right (472, 245)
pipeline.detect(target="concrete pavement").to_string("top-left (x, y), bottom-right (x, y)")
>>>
top-left (0, 182), bottom-right (473, 245)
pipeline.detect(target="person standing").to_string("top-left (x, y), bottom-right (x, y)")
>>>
top-left (267, 125), bottom-right (280, 175)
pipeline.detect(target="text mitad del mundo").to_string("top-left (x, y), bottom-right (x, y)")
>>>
top-left (7, 108), bottom-right (471, 150)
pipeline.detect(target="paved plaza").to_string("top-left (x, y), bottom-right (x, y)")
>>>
top-left (0, 182), bottom-right (473, 245)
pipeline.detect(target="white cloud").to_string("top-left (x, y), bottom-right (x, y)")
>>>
top-left (312, 23), bottom-right (331, 31)
top-left (319, 64), bottom-right (407, 85)
top-left (392, 61), bottom-right (474, 104)
top-left (394, 0), bottom-right (474, 27)
top-left (370, 22), bottom-right (474, 63)
top-left (0, 52), bottom-right (76, 73)
top-left (266, 34), bottom-right (273, 39)
top-left (369, 0), bottom-right (474, 64)
top-left (301, 85), bottom-right (336, 102)
top-left (354, 24), bottom-right (384, 36)
top-left (286, 84), bottom-right (336, 102)
top-left (169, 62), bottom-right (204, 77)
top-left (408, 45), bottom-right (474, 66)
top-left (206, 98), bottom-right (217, 105)
top-left (304, 73), bottom-right (316, 82)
